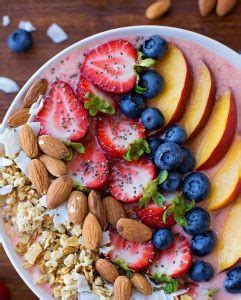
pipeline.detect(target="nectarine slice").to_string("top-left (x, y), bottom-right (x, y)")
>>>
top-left (188, 90), bottom-right (237, 170)
top-left (218, 195), bottom-right (241, 271)
top-left (180, 62), bottom-right (215, 140)
top-left (148, 44), bottom-right (192, 126)
top-left (207, 137), bottom-right (241, 211)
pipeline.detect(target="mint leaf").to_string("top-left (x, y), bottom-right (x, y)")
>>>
top-left (135, 84), bottom-right (147, 94)
top-left (137, 51), bottom-right (157, 68)
top-left (64, 147), bottom-right (73, 161)
top-left (64, 141), bottom-right (85, 154)
top-left (84, 92), bottom-right (115, 116)
top-left (138, 171), bottom-right (168, 208)
top-left (124, 139), bottom-right (150, 161)
top-left (163, 195), bottom-right (195, 226)
top-left (112, 258), bottom-right (133, 278)
top-left (149, 273), bottom-right (179, 294)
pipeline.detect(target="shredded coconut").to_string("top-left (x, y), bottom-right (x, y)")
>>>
top-left (18, 20), bottom-right (36, 32)
top-left (2, 15), bottom-right (10, 27)
top-left (46, 23), bottom-right (68, 43)
top-left (0, 77), bottom-right (19, 93)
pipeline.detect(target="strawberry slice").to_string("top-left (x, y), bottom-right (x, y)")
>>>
top-left (67, 140), bottom-right (109, 190)
top-left (76, 76), bottom-right (117, 108)
top-left (36, 81), bottom-right (89, 141)
top-left (97, 113), bottom-right (145, 158)
top-left (148, 235), bottom-right (192, 278)
top-left (81, 40), bottom-right (137, 94)
top-left (107, 230), bottom-right (154, 272)
top-left (135, 203), bottom-right (175, 228)
top-left (110, 158), bottom-right (156, 202)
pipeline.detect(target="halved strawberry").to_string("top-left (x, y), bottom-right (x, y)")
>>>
top-left (81, 40), bottom-right (137, 94)
top-left (148, 235), bottom-right (192, 278)
top-left (76, 76), bottom-right (117, 108)
top-left (107, 230), bottom-right (154, 272)
top-left (67, 140), bottom-right (109, 190)
top-left (109, 158), bottom-right (156, 202)
top-left (97, 113), bottom-right (145, 158)
top-left (36, 81), bottom-right (89, 141)
top-left (135, 203), bottom-right (176, 228)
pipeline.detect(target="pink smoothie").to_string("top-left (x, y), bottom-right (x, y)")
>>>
top-left (5, 35), bottom-right (241, 299)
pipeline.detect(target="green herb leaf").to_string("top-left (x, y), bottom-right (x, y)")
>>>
top-left (135, 84), bottom-right (147, 94)
top-left (64, 141), bottom-right (85, 154)
top-left (84, 92), bottom-right (115, 116)
top-left (138, 171), bottom-right (168, 208)
top-left (137, 51), bottom-right (157, 68)
top-left (64, 147), bottom-right (73, 161)
top-left (74, 183), bottom-right (90, 193)
top-left (163, 195), bottom-right (195, 226)
top-left (124, 139), bottom-right (150, 161)
top-left (149, 273), bottom-right (179, 294)
top-left (112, 258), bottom-right (133, 278)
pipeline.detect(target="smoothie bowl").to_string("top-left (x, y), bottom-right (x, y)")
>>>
top-left (0, 26), bottom-right (240, 300)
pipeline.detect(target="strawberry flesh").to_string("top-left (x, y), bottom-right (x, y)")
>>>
top-left (67, 139), bottom-right (109, 190)
top-left (97, 112), bottom-right (146, 158)
top-left (36, 80), bottom-right (89, 141)
top-left (81, 40), bottom-right (137, 94)
top-left (149, 234), bottom-right (192, 278)
top-left (107, 230), bottom-right (154, 272)
top-left (135, 203), bottom-right (176, 228)
top-left (110, 158), bottom-right (156, 202)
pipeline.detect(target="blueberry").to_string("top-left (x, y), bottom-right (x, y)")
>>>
top-left (191, 230), bottom-right (216, 257)
top-left (159, 171), bottom-right (182, 193)
top-left (182, 172), bottom-right (210, 202)
top-left (152, 228), bottom-right (174, 250)
top-left (183, 207), bottom-right (210, 236)
top-left (224, 267), bottom-right (241, 293)
top-left (141, 107), bottom-right (165, 130)
top-left (163, 124), bottom-right (187, 145)
top-left (179, 147), bottom-right (196, 173)
top-left (154, 142), bottom-right (184, 171)
top-left (141, 35), bottom-right (167, 60)
top-left (145, 136), bottom-right (164, 159)
top-left (119, 93), bottom-right (146, 119)
top-left (7, 29), bottom-right (33, 53)
top-left (139, 70), bottom-right (164, 99)
top-left (189, 261), bottom-right (214, 282)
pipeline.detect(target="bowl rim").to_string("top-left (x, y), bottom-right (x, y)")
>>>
top-left (1, 25), bottom-right (241, 299)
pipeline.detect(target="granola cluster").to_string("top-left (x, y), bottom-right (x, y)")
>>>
top-left (1, 160), bottom-right (113, 300)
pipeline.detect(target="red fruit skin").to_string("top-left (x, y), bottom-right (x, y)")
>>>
top-left (134, 203), bottom-right (176, 228)
top-left (81, 40), bottom-right (137, 94)
top-left (0, 283), bottom-right (10, 300)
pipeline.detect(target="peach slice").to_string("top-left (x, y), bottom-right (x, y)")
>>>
top-left (188, 90), bottom-right (237, 170)
top-left (207, 137), bottom-right (241, 211)
top-left (218, 195), bottom-right (241, 271)
top-left (180, 62), bottom-right (215, 140)
top-left (148, 44), bottom-right (192, 127)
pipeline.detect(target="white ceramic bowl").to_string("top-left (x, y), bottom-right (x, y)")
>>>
top-left (1, 26), bottom-right (241, 299)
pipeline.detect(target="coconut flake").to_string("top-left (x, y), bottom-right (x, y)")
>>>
top-left (46, 23), bottom-right (68, 43)
top-left (0, 185), bottom-right (13, 195)
top-left (0, 127), bottom-right (21, 157)
top-left (72, 273), bottom-right (91, 293)
top-left (28, 122), bottom-right (41, 136)
top-left (99, 245), bottom-right (114, 256)
top-left (28, 95), bottom-right (44, 122)
top-left (46, 202), bottom-right (70, 231)
top-left (14, 151), bottom-right (31, 177)
top-left (18, 20), bottom-right (36, 32)
top-left (101, 230), bottom-right (110, 245)
top-left (2, 15), bottom-right (10, 27)
top-left (78, 292), bottom-right (99, 300)
top-left (0, 77), bottom-right (19, 94)
top-left (0, 157), bottom-right (13, 167)
top-left (39, 194), bottom-right (47, 207)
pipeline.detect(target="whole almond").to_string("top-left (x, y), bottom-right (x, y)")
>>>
top-left (103, 196), bottom-right (126, 229)
top-left (8, 108), bottom-right (29, 127)
top-left (20, 124), bottom-right (39, 158)
top-left (216, 0), bottom-right (237, 16)
top-left (67, 191), bottom-right (88, 224)
top-left (38, 135), bottom-right (69, 159)
top-left (199, 0), bottom-right (216, 16)
top-left (29, 159), bottom-right (49, 194)
top-left (114, 276), bottom-right (132, 300)
top-left (130, 273), bottom-right (152, 295)
top-left (23, 79), bottom-right (48, 108)
top-left (46, 176), bottom-right (73, 209)
top-left (82, 213), bottom-right (102, 250)
top-left (40, 154), bottom-right (67, 177)
top-left (117, 218), bottom-right (152, 243)
top-left (145, 0), bottom-right (171, 20)
top-left (95, 259), bottom-right (119, 283)
top-left (88, 191), bottom-right (107, 228)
